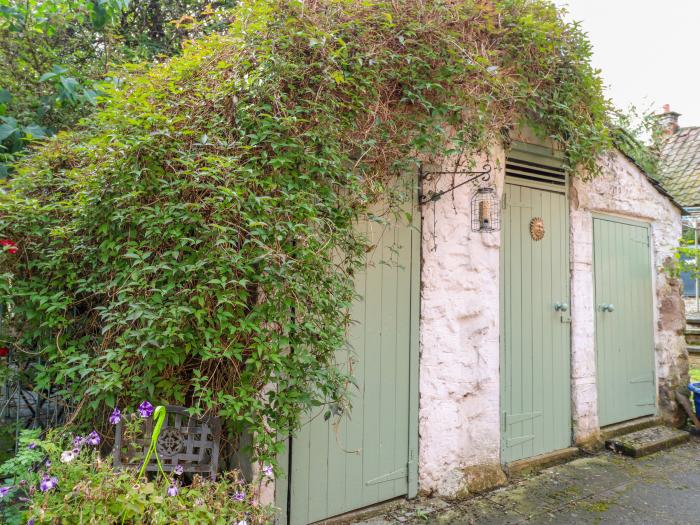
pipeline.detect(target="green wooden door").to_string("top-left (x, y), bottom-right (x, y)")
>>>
top-left (501, 183), bottom-right (571, 464)
top-left (594, 216), bottom-right (655, 427)
top-left (288, 199), bottom-right (420, 525)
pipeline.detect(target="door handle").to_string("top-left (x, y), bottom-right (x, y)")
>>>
top-left (554, 302), bottom-right (569, 312)
top-left (599, 304), bottom-right (615, 312)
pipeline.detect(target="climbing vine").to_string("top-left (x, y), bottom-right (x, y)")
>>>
top-left (0, 0), bottom-right (612, 464)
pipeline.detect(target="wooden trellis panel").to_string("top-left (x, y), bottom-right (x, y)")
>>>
top-left (113, 405), bottom-right (222, 480)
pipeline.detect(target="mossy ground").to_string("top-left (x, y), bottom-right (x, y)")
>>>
top-left (357, 438), bottom-right (700, 524)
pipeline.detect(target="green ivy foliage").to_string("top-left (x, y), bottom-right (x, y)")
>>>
top-left (0, 0), bottom-right (612, 463)
top-left (0, 0), bottom-right (238, 176)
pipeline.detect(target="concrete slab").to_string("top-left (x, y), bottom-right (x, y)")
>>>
top-left (605, 426), bottom-right (689, 457)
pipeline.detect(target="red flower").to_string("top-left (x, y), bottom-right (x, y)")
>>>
top-left (0, 240), bottom-right (17, 254)
top-left (0, 348), bottom-right (9, 357)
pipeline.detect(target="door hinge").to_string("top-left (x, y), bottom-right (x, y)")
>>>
top-left (365, 467), bottom-right (408, 486)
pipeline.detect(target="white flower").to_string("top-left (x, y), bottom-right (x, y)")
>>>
top-left (237, 521), bottom-right (247, 525)
top-left (60, 450), bottom-right (76, 463)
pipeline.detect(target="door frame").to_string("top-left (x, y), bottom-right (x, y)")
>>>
top-left (274, 184), bottom-right (421, 525)
top-left (499, 141), bottom-right (573, 464)
top-left (591, 212), bottom-right (657, 426)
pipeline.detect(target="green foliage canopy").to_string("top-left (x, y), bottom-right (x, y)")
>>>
top-left (0, 0), bottom-right (237, 176)
top-left (0, 0), bottom-right (612, 463)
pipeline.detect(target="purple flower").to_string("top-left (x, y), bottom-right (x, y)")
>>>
top-left (86, 431), bottom-right (100, 447)
top-left (174, 464), bottom-right (184, 476)
top-left (109, 407), bottom-right (121, 425)
top-left (27, 442), bottom-right (36, 450)
top-left (45, 459), bottom-right (51, 468)
top-left (0, 486), bottom-right (10, 498)
top-left (233, 490), bottom-right (245, 501)
top-left (138, 401), bottom-right (154, 418)
top-left (167, 484), bottom-right (179, 497)
top-left (38, 475), bottom-right (58, 492)
top-left (262, 464), bottom-right (273, 477)
top-left (73, 436), bottom-right (84, 448)
top-left (28, 520), bottom-right (35, 525)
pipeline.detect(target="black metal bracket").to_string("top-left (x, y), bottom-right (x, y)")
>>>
top-left (418, 163), bottom-right (492, 205)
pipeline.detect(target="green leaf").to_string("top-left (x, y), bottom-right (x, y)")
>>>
top-left (0, 122), bottom-right (18, 142)
top-left (22, 124), bottom-right (48, 139)
top-left (39, 65), bottom-right (69, 82)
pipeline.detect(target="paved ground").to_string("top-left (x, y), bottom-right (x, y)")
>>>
top-left (354, 435), bottom-right (700, 524)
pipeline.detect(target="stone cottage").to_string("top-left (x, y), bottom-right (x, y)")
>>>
top-left (657, 105), bottom-right (700, 218)
top-left (656, 106), bottom-right (700, 299)
top-left (273, 132), bottom-right (688, 525)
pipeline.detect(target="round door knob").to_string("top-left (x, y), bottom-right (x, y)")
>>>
top-left (605, 304), bottom-right (615, 312)
top-left (554, 302), bottom-right (569, 312)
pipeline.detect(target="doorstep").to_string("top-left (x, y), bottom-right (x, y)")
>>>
top-left (605, 425), bottom-right (689, 458)
top-left (599, 415), bottom-right (662, 442)
top-left (505, 446), bottom-right (581, 478)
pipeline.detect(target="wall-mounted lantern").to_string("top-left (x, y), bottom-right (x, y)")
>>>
top-left (419, 162), bottom-right (500, 233)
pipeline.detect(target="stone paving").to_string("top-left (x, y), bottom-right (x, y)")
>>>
top-left (353, 435), bottom-right (700, 524)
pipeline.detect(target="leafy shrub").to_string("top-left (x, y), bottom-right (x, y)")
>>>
top-left (0, 0), bottom-right (612, 466)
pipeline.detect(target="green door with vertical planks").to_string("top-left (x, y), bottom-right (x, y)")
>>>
top-left (501, 181), bottom-right (571, 464)
top-left (594, 216), bottom-right (655, 427)
top-left (287, 194), bottom-right (420, 525)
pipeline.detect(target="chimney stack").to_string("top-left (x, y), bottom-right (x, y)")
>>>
top-left (658, 104), bottom-right (681, 135)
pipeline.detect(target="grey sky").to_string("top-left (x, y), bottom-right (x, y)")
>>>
top-left (552, 0), bottom-right (700, 128)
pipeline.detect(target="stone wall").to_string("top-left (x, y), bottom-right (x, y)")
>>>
top-left (418, 145), bottom-right (686, 496)
top-left (418, 151), bottom-right (506, 497)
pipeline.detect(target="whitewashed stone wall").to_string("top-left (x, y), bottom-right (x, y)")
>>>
top-left (418, 151), bottom-right (506, 497)
top-left (419, 145), bottom-right (686, 496)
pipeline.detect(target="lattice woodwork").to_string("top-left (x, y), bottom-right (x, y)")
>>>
top-left (113, 405), bottom-right (221, 480)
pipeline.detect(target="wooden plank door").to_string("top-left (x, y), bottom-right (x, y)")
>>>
top-left (501, 183), bottom-right (571, 463)
top-left (594, 216), bottom-right (655, 427)
top-left (288, 197), bottom-right (420, 525)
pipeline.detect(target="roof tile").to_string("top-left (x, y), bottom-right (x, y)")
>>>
top-left (659, 127), bottom-right (700, 207)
